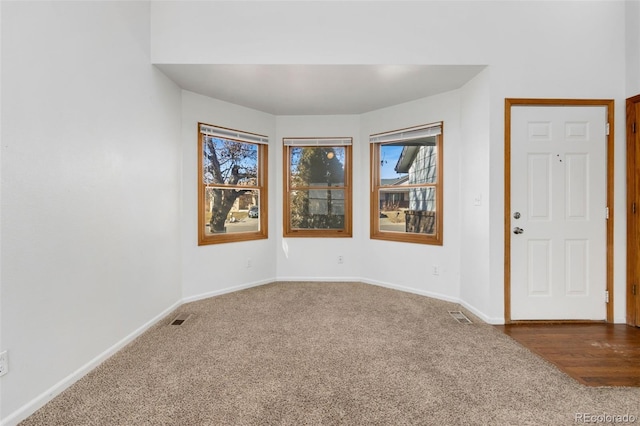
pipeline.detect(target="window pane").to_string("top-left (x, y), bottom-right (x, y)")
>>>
top-left (378, 188), bottom-right (436, 235)
top-left (380, 140), bottom-right (437, 185)
top-left (204, 188), bottom-right (260, 234)
top-left (203, 136), bottom-right (258, 185)
top-left (289, 189), bottom-right (345, 229)
top-left (290, 147), bottom-right (345, 187)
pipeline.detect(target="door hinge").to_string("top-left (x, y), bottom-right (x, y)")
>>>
top-left (634, 203), bottom-right (637, 214)
top-left (633, 284), bottom-right (637, 296)
top-left (633, 122), bottom-right (637, 134)
top-left (605, 290), bottom-right (610, 303)
top-left (606, 122), bottom-right (610, 135)
top-left (606, 207), bottom-right (610, 219)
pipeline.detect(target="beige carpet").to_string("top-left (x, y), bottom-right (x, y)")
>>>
top-left (21, 282), bottom-right (640, 425)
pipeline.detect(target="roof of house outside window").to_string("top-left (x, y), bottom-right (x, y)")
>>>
top-left (381, 176), bottom-right (409, 186)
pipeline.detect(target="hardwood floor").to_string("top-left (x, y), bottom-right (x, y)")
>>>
top-left (496, 323), bottom-right (640, 387)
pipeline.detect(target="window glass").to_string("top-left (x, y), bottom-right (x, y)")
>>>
top-left (198, 124), bottom-right (268, 245)
top-left (290, 189), bottom-right (346, 230)
top-left (203, 139), bottom-right (258, 185)
top-left (204, 188), bottom-right (261, 234)
top-left (289, 147), bottom-right (346, 187)
top-left (284, 141), bottom-right (352, 237)
top-left (371, 125), bottom-right (442, 245)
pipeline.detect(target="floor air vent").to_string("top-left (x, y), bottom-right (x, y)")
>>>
top-left (448, 311), bottom-right (472, 324)
top-left (170, 314), bottom-right (191, 326)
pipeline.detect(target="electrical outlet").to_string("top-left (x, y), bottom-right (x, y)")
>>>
top-left (337, 255), bottom-right (344, 264)
top-left (0, 350), bottom-right (8, 377)
top-left (432, 265), bottom-right (440, 275)
top-left (247, 258), bottom-right (252, 268)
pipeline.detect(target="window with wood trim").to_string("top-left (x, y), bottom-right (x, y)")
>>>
top-left (198, 123), bottom-right (268, 245)
top-left (370, 122), bottom-right (443, 245)
top-left (283, 138), bottom-right (352, 238)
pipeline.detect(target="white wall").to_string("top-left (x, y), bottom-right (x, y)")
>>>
top-left (0, 1), bottom-right (632, 423)
top-left (459, 69), bottom-right (492, 319)
top-left (151, 1), bottom-right (628, 323)
top-left (184, 91), bottom-right (468, 304)
top-left (184, 91), bottom-right (468, 302)
top-left (483, 3), bottom-right (627, 322)
top-left (1, 2), bottom-right (182, 423)
top-left (626, 0), bottom-right (640, 96)
top-left (359, 92), bottom-right (463, 302)
top-left (275, 115), bottom-right (362, 281)
top-left (181, 91), bottom-right (277, 301)
top-left (0, 1), bottom-right (4, 421)
top-left (150, 1), bottom-right (490, 64)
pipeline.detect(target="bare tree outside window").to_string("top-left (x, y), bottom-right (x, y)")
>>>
top-left (203, 137), bottom-right (258, 233)
top-left (198, 124), bottom-right (268, 245)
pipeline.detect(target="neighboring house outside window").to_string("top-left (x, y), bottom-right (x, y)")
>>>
top-left (198, 123), bottom-right (268, 245)
top-left (370, 122), bottom-right (443, 245)
top-left (283, 137), bottom-right (353, 238)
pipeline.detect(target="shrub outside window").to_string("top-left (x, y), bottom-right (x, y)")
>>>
top-left (198, 123), bottom-right (268, 245)
top-left (283, 138), bottom-right (352, 238)
top-left (370, 123), bottom-right (443, 245)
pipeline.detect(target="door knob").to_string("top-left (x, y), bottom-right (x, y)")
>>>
top-left (513, 227), bottom-right (524, 235)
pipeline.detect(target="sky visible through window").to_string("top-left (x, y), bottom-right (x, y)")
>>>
top-left (380, 145), bottom-right (406, 180)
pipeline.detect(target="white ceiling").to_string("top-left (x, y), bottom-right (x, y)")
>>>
top-left (155, 64), bottom-right (486, 116)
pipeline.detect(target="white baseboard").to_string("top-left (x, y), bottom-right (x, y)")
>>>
top-left (614, 316), bottom-right (628, 324)
top-left (1, 299), bottom-right (182, 426)
top-left (275, 276), bottom-right (360, 283)
top-left (3, 279), bottom-right (277, 426)
top-left (2, 277), bottom-right (500, 425)
top-left (457, 300), bottom-right (504, 325)
top-left (181, 278), bottom-right (275, 304)
top-left (187, 277), bottom-right (493, 325)
top-left (361, 277), bottom-right (460, 304)
top-left (361, 278), bottom-right (504, 324)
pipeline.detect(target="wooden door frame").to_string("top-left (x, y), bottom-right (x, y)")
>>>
top-left (504, 98), bottom-right (615, 324)
top-left (626, 95), bottom-right (640, 326)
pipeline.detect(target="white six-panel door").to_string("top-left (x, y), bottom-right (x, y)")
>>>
top-left (510, 106), bottom-right (607, 320)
